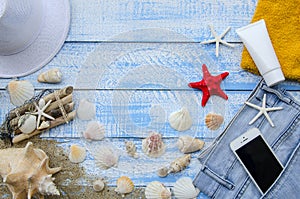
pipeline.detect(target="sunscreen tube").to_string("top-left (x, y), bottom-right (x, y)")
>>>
top-left (236, 19), bottom-right (285, 86)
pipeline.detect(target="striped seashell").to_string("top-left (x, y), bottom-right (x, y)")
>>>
top-left (169, 107), bottom-right (192, 131)
top-left (115, 176), bottom-right (134, 197)
top-left (145, 181), bottom-right (171, 199)
top-left (83, 121), bottom-right (105, 141)
top-left (173, 177), bottom-right (200, 199)
top-left (68, 145), bottom-right (86, 163)
top-left (93, 146), bottom-right (119, 170)
top-left (77, 98), bottom-right (96, 120)
top-left (7, 80), bottom-right (34, 106)
top-left (205, 112), bottom-right (224, 130)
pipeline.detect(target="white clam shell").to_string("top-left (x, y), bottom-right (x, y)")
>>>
top-left (115, 176), bottom-right (134, 197)
top-left (37, 68), bottom-right (62, 83)
top-left (205, 112), bottom-right (224, 131)
top-left (93, 146), bottom-right (119, 169)
top-left (93, 179), bottom-right (105, 192)
top-left (68, 145), bottom-right (86, 163)
top-left (18, 114), bottom-right (37, 134)
top-left (83, 121), bottom-right (105, 141)
top-left (77, 99), bottom-right (96, 120)
top-left (7, 80), bottom-right (34, 106)
top-left (177, 135), bottom-right (205, 154)
top-left (173, 177), bottom-right (200, 199)
top-left (145, 181), bottom-right (171, 199)
top-left (169, 107), bottom-right (192, 131)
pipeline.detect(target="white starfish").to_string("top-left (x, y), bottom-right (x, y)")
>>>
top-left (201, 25), bottom-right (235, 57)
top-left (245, 94), bottom-right (283, 127)
top-left (32, 99), bottom-right (55, 129)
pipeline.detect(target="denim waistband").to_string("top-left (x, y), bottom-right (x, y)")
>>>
top-left (193, 79), bottom-right (300, 199)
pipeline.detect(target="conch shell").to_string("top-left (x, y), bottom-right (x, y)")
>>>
top-left (37, 68), bottom-right (62, 83)
top-left (177, 135), bottom-right (205, 153)
top-left (168, 154), bottom-right (191, 174)
top-left (0, 142), bottom-right (61, 199)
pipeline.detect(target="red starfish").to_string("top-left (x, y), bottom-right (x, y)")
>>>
top-left (188, 64), bottom-right (229, 107)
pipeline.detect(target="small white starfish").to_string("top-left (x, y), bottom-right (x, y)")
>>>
top-left (32, 99), bottom-right (55, 129)
top-left (201, 25), bottom-right (235, 57)
top-left (245, 94), bottom-right (283, 127)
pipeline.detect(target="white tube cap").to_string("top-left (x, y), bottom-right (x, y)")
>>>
top-left (263, 68), bottom-right (285, 87)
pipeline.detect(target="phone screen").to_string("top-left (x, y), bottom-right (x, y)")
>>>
top-left (235, 135), bottom-right (283, 193)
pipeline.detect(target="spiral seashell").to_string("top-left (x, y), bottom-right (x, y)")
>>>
top-left (68, 144), bottom-right (87, 163)
top-left (169, 107), bottom-right (192, 131)
top-left (115, 176), bottom-right (134, 197)
top-left (93, 146), bottom-right (119, 169)
top-left (142, 132), bottom-right (166, 158)
top-left (83, 121), bottom-right (105, 141)
top-left (145, 181), bottom-right (171, 199)
top-left (125, 141), bottom-right (139, 158)
top-left (168, 154), bottom-right (191, 174)
top-left (205, 112), bottom-right (224, 130)
top-left (7, 80), bottom-right (34, 106)
top-left (18, 114), bottom-right (37, 134)
top-left (77, 98), bottom-right (96, 120)
top-left (37, 68), bottom-right (62, 83)
top-left (177, 135), bottom-right (205, 153)
top-left (157, 167), bottom-right (169, 178)
top-left (93, 179), bottom-right (105, 192)
top-left (173, 177), bottom-right (200, 199)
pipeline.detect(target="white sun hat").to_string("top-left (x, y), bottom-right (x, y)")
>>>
top-left (0, 0), bottom-right (70, 78)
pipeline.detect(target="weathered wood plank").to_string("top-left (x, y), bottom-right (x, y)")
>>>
top-left (68, 0), bottom-right (258, 42)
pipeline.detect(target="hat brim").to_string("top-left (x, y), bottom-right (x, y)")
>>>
top-left (0, 0), bottom-right (70, 78)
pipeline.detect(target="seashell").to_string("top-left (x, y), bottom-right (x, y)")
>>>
top-left (18, 114), bottom-right (37, 134)
top-left (115, 176), bottom-right (134, 197)
top-left (169, 107), bottom-right (192, 131)
top-left (7, 80), bottom-right (34, 106)
top-left (145, 181), bottom-right (171, 199)
top-left (205, 112), bottom-right (224, 130)
top-left (93, 146), bottom-right (119, 169)
top-left (142, 132), bottom-right (166, 158)
top-left (157, 167), bottom-right (169, 178)
top-left (77, 98), bottom-right (96, 120)
top-left (83, 121), bottom-right (105, 141)
top-left (93, 179), bottom-right (105, 192)
top-left (0, 142), bottom-right (61, 199)
top-left (168, 154), bottom-right (191, 174)
top-left (68, 144), bottom-right (86, 163)
top-left (173, 177), bottom-right (200, 199)
top-left (37, 68), bottom-right (62, 83)
top-left (177, 135), bottom-right (205, 154)
top-left (125, 141), bottom-right (139, 158)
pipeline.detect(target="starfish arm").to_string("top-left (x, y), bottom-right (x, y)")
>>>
top-left (41, 112), bottom-right (55, 121)
top-left (188, 80), bottom-right (205, 89)
top-left (36, 115), bottom-right (41, 129)
top-left (220, 72), bottom-right (229, 80)
top-left (201, 39), bottom-right (217, 44)
top-left (201, 91), bottom-right (210, 107)
top-left (220, 40), bottom-right (235, 48)
top-left (215, 90), bottom-right (228, 100)
top-left (215, 41), bottom-right (220, 57)
top-left (266, 107), bottom-right (283, 111)
top-left (42, 100), bottom-right (52, 111)
top-left (262, 94), bottom-right (267, 108)
top-left (249, 111), bottom-right (263, 125)
top-left (263, 112), bottom-right (275, 127)
top-left (220, 27), bottom-right (231, 38)
top-left (245, 102), bottom-right (262, 110)
top-left (209, 24), bottom-right (218, 37)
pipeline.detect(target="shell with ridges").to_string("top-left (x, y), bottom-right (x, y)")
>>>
top-left (142, 132), bottom-right (166, 158)
top-left (0, 142), bottom-right (61, 199)
top-left (77, 98), bottom-right (96, 120)
top-left (83, 121), bottom-right (105, 141)
top-left (92, 146), bottom-right (119, 169)
top-left (37, 68), bottom-right (62, 83)
top-left (93, 179), bottom-right (105, 192)
top-left (18, 114), bottom-right (37, 134)
top-left (177, 135), bottom-right (205, 154)
top-left (173, 177), bottom-right (200, 199)
top-left (168, 154), bottom-right (191, 174)
top-left (7, 80), bottom-right (34, 106)
top-left (145, 181), bottom-right (171, 199)
top-left (68, 145), bottom-right (86, 163)
top-left (115, 176), bottom-right (134, 197)
top-left (205, 112), bottom-right (224, 130)
top-left (169, 107), bottom-right (192, 131)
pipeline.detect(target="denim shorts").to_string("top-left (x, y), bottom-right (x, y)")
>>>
top-left (193, 79), bottom-right (300, 198)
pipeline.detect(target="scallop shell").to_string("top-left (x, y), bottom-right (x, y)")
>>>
top-left (77, 98), bottom-right (96, 120)
top-left (125, 141), bottom-right (139, 158)
top-left (142, 132), bottom-right (166, 158)
top-left (173, 177), bottom-right (200, 199)
top-left (68, 144), bottom-right (87, 163)
top-left (18, 114), bottom-right (37, 134)
top-left (145, 181), bottom-right (171, 199)
top-left (37, 68), bottom-right (62, 83)
top-left (177, 135), bottom-right (205, 153)
top-left (169, 107), bottom-right (192, 131)
top-left (115, 176), bottom-right (134, 197)
top-left (205, 112), bottom-right (224, 130)
top-left (93, 146), bottom-right (119, 169)
top-left (93, 179), bottom-right (105, 192)
top-left (83, 121), bottom-right (105, 141)
top-left (168, 154), bottom-right (191, 174)
top-left (0, 142), bottom-right (61, 199)
top-left (157, 167), bottom-right (169, 178)
top-left (7, 80), bottom-right (34, 106)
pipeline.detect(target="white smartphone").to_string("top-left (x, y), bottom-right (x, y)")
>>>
top-left (230, 128), bottom-right (283, 195)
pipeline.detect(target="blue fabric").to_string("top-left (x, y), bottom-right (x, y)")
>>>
top-left (193, 79), bottom-right (300, 198)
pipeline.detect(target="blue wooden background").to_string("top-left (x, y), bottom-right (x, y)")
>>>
top-left (1, 0), bottom-right (299, 198)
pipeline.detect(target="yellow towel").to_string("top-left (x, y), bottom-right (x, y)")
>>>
top-left (240, 0), bottom-right (300, 82)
